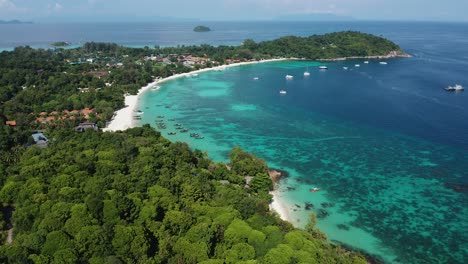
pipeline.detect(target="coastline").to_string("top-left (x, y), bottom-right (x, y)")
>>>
top-left (103, 58), bottom-right (286, 132)
top-left (103, 57), bottom-right (291, 222)
top-left (269, 189), bottom-right (292, 223)
top-left (316, 50), bottom-right (412, 61)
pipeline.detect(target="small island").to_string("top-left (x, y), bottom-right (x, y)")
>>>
top-left (193, 25), bottom-right (211, 32)
top-left (0, 20), bottom-right (33, 24)
top-left (51, 41), bottom-right (71, 47)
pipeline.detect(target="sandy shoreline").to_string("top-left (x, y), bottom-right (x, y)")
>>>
top-left (269, 189), bottom-right (292, 222)
top-left (103, 58), bottom-right (286, 132)
top-left (102, 57), bottom-right (292, 222)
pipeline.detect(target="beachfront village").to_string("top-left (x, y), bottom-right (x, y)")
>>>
top-left (1, 42), bottom-right (258, 146)
top-left (2, 32), bottom-right (402, 147)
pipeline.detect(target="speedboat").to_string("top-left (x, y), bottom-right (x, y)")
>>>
top-left (379, 61), bottom-right (388, 65)
top-left (343, 67), bottom-right (348, 70)
top-left (279, 90), bottom-right (287, 94)
top-left (285, 74), bottom-right (293, 80)
top-left (319, 66), bottom-right (328, 70)
top-left (364, 61), bottom-right (369, 64)
top-left (304, 66), bottom-right (310, 76)
top-left (253, 77), bottom-right (259, 80)
top-left (445, 84), bottom-right (464, 91)
top-left (355, 64), bottom-right (360, 67)
top-left (310, 187), bottom-right (320, 192)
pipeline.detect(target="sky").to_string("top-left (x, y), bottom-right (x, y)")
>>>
top-left (0, 0), bottom-right (467, 22)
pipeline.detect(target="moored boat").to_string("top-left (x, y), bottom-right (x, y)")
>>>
top-left (279, 90), bottom-right (287, 94)
top-left (319, 66), bottom-right (328, 70)
top-left (304, 66), bottom-right (310, 76)
top-left (445, 84), bottom-right (464, 91)
top-left (285, 74), bottom-right (294, 80)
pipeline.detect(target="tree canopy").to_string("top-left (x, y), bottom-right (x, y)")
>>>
top-left (0, 125), bottom-right (367, 263)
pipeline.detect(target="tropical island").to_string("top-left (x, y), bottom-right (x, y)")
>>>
top-left (0, 20), bottom-right (33, 24)
top-left (193, 25), bottom-right (211, 32)
top-left (0, 31), bottom-right (406, 263)
top-left (51, 41), bottom-right (71, 47)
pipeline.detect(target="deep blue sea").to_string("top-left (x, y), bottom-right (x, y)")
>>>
top-left (3, 21), bottom-right (467, 263)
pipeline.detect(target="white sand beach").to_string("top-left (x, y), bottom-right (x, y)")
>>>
top-left (269, 189), bottom-right (292, 222)
top-left (103, 58), bottom-right (286, 132)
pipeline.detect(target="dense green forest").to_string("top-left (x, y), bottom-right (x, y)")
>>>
top-left (0, 125), bottom-right (367, 263)
top-left (0, 31), bottom-right (404, 262)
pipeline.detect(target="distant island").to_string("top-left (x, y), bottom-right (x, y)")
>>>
top-left (0, 20), bottom-right (33, 24)
top-left (51, 41), bottom-right (71, 47)
top-left (193, 25), bottom-right (211, 32)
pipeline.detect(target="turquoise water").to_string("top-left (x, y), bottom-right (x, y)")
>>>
top-left (138, 60), bottom-right (468, 263)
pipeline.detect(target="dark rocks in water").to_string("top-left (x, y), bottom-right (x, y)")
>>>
top-left (337, 224), bottom-right (350, 231)
top-left (317, 209), bottom-right (329, 219)
top-left (286, 186), bottom-right (296, 191)
top-left (445, 182), bottom-right (468, 193)
top-left (304, 202), bottom-right (314, 210)
top-left (268, 168), bottom-right (290, 183)
top-left (294, 204), bottom-right (301, 208)
top-left (321, 202), bottom-right (334, 208)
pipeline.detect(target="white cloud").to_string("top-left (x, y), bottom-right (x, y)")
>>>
top-left (0, 0), bottom-right (16, 9)
top-left (47, 2), bottom-right (63, 12)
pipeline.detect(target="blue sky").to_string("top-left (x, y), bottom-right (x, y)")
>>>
top-left (1, 0), bottom-right (467, 22)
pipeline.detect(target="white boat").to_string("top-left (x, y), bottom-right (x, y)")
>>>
top-left (379, 61), bottom-right (388, 65)
top-left (253, 77), bottom-right (259, 80)
top-left (304, 66), bottom-right (310, 76)
top-left (279, 90), bottom-right (287, 94)
top-left (191, 73), bottom-right (199, 77)
top-left (364, 61), bottom-right (369, 64)
top-left (319, 66), bottom-right (328, 70)
top-left (343, 67), bottom-right (348, 70)
top-left (151, 86), bottom-right (161, 90)
top-left (355, 64), bottom-right (360, 67)
top-left (445, 84), bottom-right (464, 91)
top-left (285, 74), bottom-right (294, 80)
